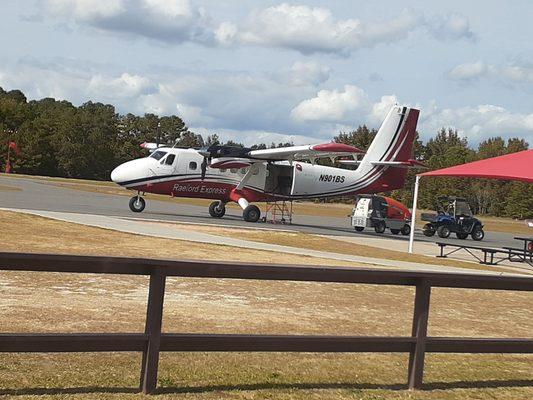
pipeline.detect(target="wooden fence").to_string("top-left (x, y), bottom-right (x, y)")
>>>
top-left (0, 252), bottom-right (532, 394)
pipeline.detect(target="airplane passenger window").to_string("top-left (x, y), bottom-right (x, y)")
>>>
top-left (150, 150), bottom-right (167, 161)
top-left (165, 154), bottom-right (176, 165)
top-left (189, 161), bottom-right (197, 170)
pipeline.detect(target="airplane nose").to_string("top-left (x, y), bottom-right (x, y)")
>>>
top-left (111, 158), bottom-right (154, 185)
top-left (111, 164), bottom-right (127, 185)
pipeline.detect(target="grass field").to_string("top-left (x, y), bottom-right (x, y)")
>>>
top-left (0, 210), bottom-right (532, 399)
top-left (2, 172), bottom-right (531, 234)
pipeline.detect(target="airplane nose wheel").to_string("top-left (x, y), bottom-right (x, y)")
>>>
top-left (209, 201), bottom-right (226, 218)
top-left (129, 195), bottom-right (146, 213)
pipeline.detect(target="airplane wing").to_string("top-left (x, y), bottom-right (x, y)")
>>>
top-left (338, 159), bottom-right (427, 168)
top-left (247, 143), bottom-right (364, 162)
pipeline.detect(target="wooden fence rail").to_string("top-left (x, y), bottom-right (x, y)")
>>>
top-left (0, 252), bottom-right (532, 394)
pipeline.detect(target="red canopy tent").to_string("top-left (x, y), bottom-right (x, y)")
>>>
top-left (408, 149), bottom-right (533, 252)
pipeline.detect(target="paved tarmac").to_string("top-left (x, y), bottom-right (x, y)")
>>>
top-left (0, 175), bottom-right (520, 250)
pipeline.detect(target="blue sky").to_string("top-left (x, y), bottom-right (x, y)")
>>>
top-left (1, 0), bottom-right (533, 146)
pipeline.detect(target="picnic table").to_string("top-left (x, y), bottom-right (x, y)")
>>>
top-left (511, 237), bottom-right (533, 264)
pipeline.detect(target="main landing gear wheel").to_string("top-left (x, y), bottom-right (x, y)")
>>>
top-left (209, 201), bottom-right (226, 218)
top-left (243, 205), bottom-right (261, 222)
top-left (129, 196), bottom-right (145, 213)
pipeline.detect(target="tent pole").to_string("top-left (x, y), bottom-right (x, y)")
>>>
top-left (408, 175), bottom-right (420, 254)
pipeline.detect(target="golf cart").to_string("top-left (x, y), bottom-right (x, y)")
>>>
top-left (350, 195), bottom-right (411, 235)
top-left (421, 196), bottom-right (484, 240)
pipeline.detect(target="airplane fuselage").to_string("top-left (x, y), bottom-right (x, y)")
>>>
top-left (112, 148), bottom-right (405, 203)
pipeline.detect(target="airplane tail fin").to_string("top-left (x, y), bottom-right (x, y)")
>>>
top-left (360, 105), bottom-right (420, 191)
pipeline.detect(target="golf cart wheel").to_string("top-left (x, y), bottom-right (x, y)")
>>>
top-left (354, 226), bottom-right (365, 232)
top-left (401, 224), bottom-right (411, 236)
top-left (437, 225), bottom-right (451, 238)
top-left (374, 221), bottom-right (386, 234)
top-left (243, 205), bottom-right (261, 222)
top-left (471, 226), bottom-right (485, 241)
top-left (129, 196), bottom-right (145, 213)
top-left (456, 232), bottom-right (468, 240)
top-left (422, 223), bottom-right (435, 237)
top-left (209, 201), bottom-right (226, 218)
top-left (390, 229), bottom-right (400, 235)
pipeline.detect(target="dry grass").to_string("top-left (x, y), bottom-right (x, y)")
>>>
top-left (150, 222), bottom-right (516, 274)
top-left (0, 211), bottom-right (532, 399)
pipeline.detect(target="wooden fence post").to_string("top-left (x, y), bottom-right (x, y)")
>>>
top-left (407, 280), bottom-right (431, 389)
top-left (140, 267), bottom-right (166, 394)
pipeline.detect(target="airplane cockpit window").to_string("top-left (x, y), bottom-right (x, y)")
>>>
top-left (189, 161), bottom-right (197, 170)
top-left (150, 150), bottom-right (167, 161)
top-left (165, 154), bottom-right (176, 165)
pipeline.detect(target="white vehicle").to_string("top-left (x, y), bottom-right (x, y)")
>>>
top-left (111, 105), bottom-right (422, 222)
top-left (351, 195), bottom-right (412, 235)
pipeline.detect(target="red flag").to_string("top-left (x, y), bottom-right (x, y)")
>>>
top-left (8, 141), bottom-right (20, 155)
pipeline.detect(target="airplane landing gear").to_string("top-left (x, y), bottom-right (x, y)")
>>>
top-left (230, 189), bottom-right (261, 222)
top-left (209, 201), bottom-right (226, 218)
top-left (129, 195), bottom-right (146, 213)
top-left (243, 205), bottom-right (261, 222)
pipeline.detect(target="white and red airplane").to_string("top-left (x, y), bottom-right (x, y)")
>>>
top-left (111, 105), bottom-right (421, 222)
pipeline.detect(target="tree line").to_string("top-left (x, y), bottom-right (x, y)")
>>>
top-left (1, 87), bottom-right (531, 218)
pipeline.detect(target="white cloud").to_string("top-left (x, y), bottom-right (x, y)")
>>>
top-left (46, 0), bottom-right (125, 19)
top-left (43, 0), bottom-right (213, 44)
top-left (287, 61), bottom-right (330, 86)
top-left (88, 72), bottom-right (156, 98)
top-left (501, 65), bottom-right (533, 83)
top-left (448, 61), bottom-right (488, 81)
top-left (216, 5), bottom-right (474, 55)
top-left (429, 13), bottom-right (474, 41)
top-left (448, 61), bottom-right (533, 85)
top-left (291, 85), bottom-right (370, 122)
top-left (220, 4), bottom-right (421, 55)
top-left (40, 2), bottom-right (475, 54)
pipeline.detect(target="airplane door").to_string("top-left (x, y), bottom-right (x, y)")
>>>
top-left (156, 153), bottom-right (178, 175)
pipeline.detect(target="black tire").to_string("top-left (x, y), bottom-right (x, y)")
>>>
top-left (401, 224), bottom-right (411, 236)
top-left (354, 226), bottom-right (365, 232)
top-left (390, 229), bottom-right (400, 235)
top-left (437, 225), bottom-right (451, 238)
top-left (243, 205), bottom-right (261, 222)
top-left (456, 232), bottom-right (468, 240)
top-left (374, 221), bottom-right (386, 234)
top-left (422, 223), bottom-right (435, 237)
top-left (208, 201), bottom-right (225, 218)
top-left (471, 226), bottom-right (485, 241)
top-left (129, 196), bottom-right (145, 213)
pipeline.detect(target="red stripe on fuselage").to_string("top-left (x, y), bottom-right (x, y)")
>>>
top-left (131, 179), bottom-right (271, 202)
